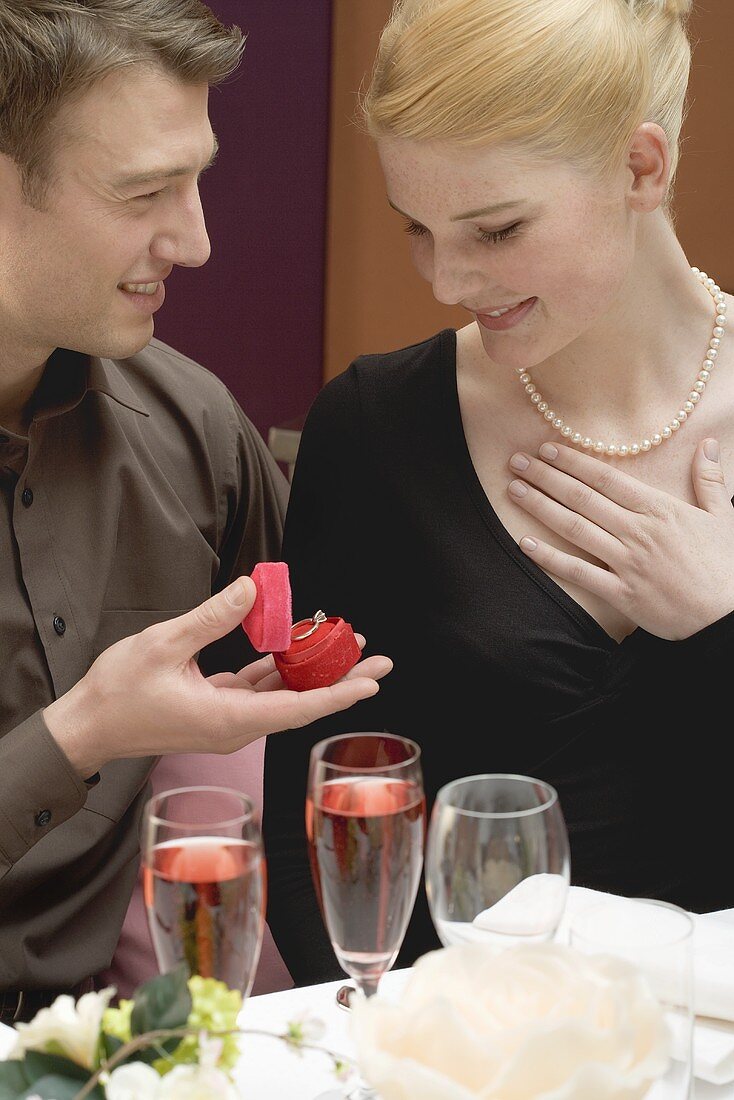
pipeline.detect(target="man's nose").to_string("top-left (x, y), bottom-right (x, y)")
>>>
top-left (152, 188), bottom-right (212, 269)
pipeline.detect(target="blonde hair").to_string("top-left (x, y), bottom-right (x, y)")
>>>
top-left (363, 0), bottom-right (693, 197)
top-left (0, 0), bottom-right (245, 208)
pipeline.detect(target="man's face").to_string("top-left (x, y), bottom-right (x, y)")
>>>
top-left (0, 63), bottom-right (215, 364)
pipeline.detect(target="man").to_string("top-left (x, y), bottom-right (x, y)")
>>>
top-left (0, 0), bottom-right (390, 1020)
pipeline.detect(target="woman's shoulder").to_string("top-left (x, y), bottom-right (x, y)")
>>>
top-left (352, 327), bottom-right (455, 371)
top-left (299, 328), bottom-right (458, 457)
top-left (319, 327), bottom-right (456, 413)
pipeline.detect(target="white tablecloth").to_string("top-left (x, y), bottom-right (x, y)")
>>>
top-left (234, 908), bottom-right (734, 1099)
top-left (1, 911), bottom-right (732, 1098)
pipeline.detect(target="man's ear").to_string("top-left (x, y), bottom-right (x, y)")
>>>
top-left (626, 122), bottom-right (671, 214)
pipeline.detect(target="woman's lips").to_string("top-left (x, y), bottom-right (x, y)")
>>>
top-left (475, 297), bottom-right (537, 331)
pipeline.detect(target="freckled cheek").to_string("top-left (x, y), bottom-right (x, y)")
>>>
top-left (408, 238), bottom-right (434, 283)
top-left (521, 226), bottom-right (628, 319)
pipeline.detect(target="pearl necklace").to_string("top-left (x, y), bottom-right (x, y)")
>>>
top-left (517, 267), bottom-right (727, 457)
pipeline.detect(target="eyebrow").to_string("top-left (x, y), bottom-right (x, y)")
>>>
top-left (388, 198), bottom-right (524, 222)
top-left (112, 134), bottom-right (220, 189)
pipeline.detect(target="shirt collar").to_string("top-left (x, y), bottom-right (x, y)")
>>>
top-left (31, 348), bottom-right (150, 422)
top-left (87, 354), bottom-right (150, 417)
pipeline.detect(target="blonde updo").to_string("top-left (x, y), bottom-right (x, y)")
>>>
top-left (363, 0), bottom-right (693, 197)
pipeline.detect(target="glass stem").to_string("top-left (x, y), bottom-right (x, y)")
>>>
top-left (357, 977), bottom-right (380, 999)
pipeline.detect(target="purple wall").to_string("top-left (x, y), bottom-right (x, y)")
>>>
top-left (154, 1), bottom-right (332, 441)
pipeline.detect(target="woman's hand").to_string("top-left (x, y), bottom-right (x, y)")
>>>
top-left (506, 438), bottom-right (734, 640)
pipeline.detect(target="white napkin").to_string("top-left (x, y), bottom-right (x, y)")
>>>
top-left (559, 886), bottom-right (734, 1085)
top-left (0, 1023), bottom-right (14, 1059)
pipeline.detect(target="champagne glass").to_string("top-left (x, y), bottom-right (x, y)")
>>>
top-left (142, 785), bottom-right (266, 995)
top-left (570, 898), bottom-right (694, 1100)
top-left (307, 733), bottom-right (425, 1100)
top-left (425, 773), bottom-right (570, 949)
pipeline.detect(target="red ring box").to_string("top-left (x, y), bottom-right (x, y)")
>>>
top-left (273, 616), bottom-right (361, 691)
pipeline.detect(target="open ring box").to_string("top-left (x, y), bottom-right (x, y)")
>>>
top-left (242, 562), bottom-right (361, 690)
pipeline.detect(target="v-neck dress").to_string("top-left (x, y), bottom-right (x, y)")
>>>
top-left (263, 328), bottom-right (734, 987)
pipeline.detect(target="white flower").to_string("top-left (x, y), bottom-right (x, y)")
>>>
top-left (105, 1059), bottom-right (240, 1100)
top-left (156, 1063), bottom-right (240, 1099)
top-left (352, 942), bottom-right (671, 1100)
top-left (10, 987), bottom-right (116, 1070)
top-left (105, 1061), bottom-right (162, 1100)
top-left (287, 1010), bottom-right (327, 1046)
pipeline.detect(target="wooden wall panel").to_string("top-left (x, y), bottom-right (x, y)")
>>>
top-left (675, 1), bottom-right (734, 290)
top-left (324, 0), bottom-right (465, 384)
top-left (324, 0), bottom-right (734, 384)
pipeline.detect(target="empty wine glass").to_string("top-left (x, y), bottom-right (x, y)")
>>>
top-left (425, 773), bottom-right (570, 950)
top-left (306, 733), bottom-right (425, 1100)
top-left (142, 785), bottom-right (266, 995)
top-left (570, 898), bottom-right (694, 1100)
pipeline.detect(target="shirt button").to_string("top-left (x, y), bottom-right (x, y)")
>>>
top-left (35, 809), bottom-right (52, 827)
top-left (53, 616), bottom-right (66, 636)
top-left (21, 487), bottom-right (33, 507)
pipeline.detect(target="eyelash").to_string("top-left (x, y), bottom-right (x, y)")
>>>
top-left (134, 172), bottom-right (208, 202)
top-left (403, 219), bottom-right (521, 245)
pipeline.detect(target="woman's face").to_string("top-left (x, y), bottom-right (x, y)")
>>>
top-left (377, 137), bottom-right (640, 372)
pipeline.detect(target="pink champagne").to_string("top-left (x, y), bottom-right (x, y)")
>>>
top-left (306, 777), bottom-right (425, 989)
top-left (144, 837), bottom-right (265, 992)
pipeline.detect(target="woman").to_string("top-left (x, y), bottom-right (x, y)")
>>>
top-left (263, 0), bottom-right (734, 985)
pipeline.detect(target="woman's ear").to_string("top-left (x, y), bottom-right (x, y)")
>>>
top-left (626, 122), bottom-right (671, 213)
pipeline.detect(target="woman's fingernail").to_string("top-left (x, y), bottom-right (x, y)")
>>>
top-left (509, 480), bottom-right (528, 497)
top-left (509, 452), bottom-right (530, 472)
top-left (539, 443), bottom-right (558, 461)
top-left (704, 438), bottom-right (720, 462)
top-left (520, 536), bottom-right (538, 552)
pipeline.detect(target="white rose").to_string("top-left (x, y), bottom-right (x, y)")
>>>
top-left (105, 1060), bottom-right (239, 1100)
top-left (106, 1061), bottom-right (162, 1100)
top-left (10, 987), bottom-right (115, 1070)
top-left (156, 1063), bottom-right (240, 1100)
top-left (352, 943), bottom-right (671, 1100)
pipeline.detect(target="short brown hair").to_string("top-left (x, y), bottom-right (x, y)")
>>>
top-left (0, 0), bottom-right (245, 207)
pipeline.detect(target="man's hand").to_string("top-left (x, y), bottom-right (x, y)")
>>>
top-left (506, 438), bottom-right (734, 640)
top-left (44, 576), bottom-right (392, 778)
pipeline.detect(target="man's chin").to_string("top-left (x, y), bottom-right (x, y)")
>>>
top-left (81, 321), bottom-right (155, 362)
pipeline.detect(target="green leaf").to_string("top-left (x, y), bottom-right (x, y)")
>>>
top-left (131, 962), bottom-right (192, 1037)
top-left (0, 1059), bottom-right (30, 1099)
top-left (20, 1073), bottom-right (102, 1100)
top-left (100, 1031), bottom-right (124, 1062)
top-left (23, 1052), bottom-right (90, 1083)
top-left (131, 1037), bottom-right (180, 1067)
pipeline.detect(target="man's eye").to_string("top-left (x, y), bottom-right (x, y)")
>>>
top-left (135, 189), bottom-right (165, 201)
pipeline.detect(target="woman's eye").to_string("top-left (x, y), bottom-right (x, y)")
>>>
top-left (401, 218), bottom-right (522, 244)
top-left (478, 222), bottom-right (522, 244)
top-left (403, 219), bottom-right (428, 237)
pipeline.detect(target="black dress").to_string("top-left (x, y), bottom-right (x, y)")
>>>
top-left (263, 328), bottom-right (734, 986)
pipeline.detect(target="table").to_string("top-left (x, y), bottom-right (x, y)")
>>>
top-left (1, 910), bottom-right (732, 1098)
top-left (234, 913), bottom-right (734, 1099)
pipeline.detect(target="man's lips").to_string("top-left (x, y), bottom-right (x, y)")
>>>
top-left (118, 268), bottom-right (173, 290)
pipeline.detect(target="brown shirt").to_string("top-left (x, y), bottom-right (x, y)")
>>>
top-left (0, 339), bottom-right (289, 990)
